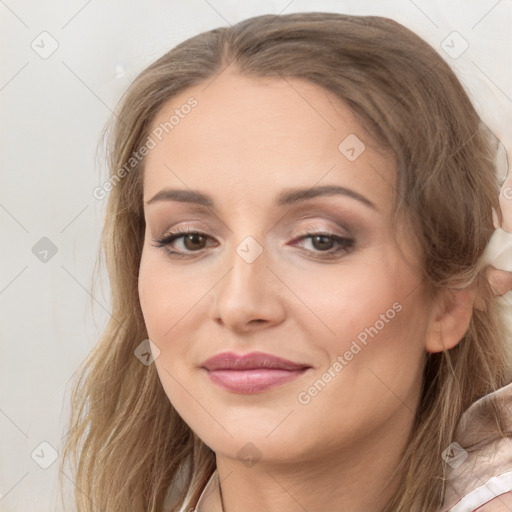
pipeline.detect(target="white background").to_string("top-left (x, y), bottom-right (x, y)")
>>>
top-left (1, 0), bottom-right (511, 510)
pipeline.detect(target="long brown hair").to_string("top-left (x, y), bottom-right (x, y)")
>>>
top-left (59, 12), bottom-right (512, 511)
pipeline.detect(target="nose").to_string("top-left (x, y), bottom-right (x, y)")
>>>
top-left (210, 236), bottom-right (286, 334)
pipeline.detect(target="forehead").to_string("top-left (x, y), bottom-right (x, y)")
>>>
top-left (142, 72), bottom-right (396, 214)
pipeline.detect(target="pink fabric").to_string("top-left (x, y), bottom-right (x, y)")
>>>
top-left (440, 382), bottom-right (512, 511)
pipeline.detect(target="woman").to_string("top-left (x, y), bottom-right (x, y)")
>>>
top-left (59, 12), bottom-right (512, 512)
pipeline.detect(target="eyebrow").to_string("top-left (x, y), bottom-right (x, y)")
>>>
top-left (145, 184), bottom-right (378, 210)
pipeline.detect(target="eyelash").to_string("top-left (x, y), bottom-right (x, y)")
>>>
top-left (151, 226), bottom-right (355, 260)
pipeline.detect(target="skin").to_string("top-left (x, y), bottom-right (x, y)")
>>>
top-left (476, 493), bottom-right (512, 512)
top-left (138, 71), bottom-right (489, 512)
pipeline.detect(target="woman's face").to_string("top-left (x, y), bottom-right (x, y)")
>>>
top-left (138, 72), bottom-right (435, 465)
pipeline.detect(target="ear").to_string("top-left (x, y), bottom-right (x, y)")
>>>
top-left (425, 285), bottom-right (476, 353)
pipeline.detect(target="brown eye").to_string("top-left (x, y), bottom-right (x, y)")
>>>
top-left (310, 234), bottom-right (336, 251)
top-left (182, 233), bottom-right (207, 251)
top-left (291, 231), bottom-right (354, 258)
top-left (151, 230), bottom-right (215, 257)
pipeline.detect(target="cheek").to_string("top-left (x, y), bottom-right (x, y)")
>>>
top-left (138, 255), bottom-right (202, 415)
top-left (298, 258), bottom-right (427, 405)
top-left (138, 251), bottom-right (206, 342)
top-left (294, 294), bottom-right (426, 445)
top-left (285, 254), bottom-right (419, 352)
top-left (138, 256), bottom-right (168, 339)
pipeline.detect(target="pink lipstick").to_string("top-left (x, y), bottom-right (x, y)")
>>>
top-left (200, 351), bottom-right (311, 393)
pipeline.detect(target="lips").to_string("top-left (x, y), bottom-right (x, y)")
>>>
top-left (200, 351), bottom-right (312, 393)
top-left (201, 351), bottom-right (310, 371)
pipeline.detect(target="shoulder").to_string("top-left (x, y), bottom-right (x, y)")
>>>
top-left (442, 465), bottom-right (512, 511)
top-left (440, 382), bottom-right (512, 512)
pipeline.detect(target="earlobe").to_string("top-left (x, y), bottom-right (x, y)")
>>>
top-left (425, 286), bottom-right (477, 353)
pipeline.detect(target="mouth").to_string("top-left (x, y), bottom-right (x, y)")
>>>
top-left (200, 351), bottom-right (312, 394)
